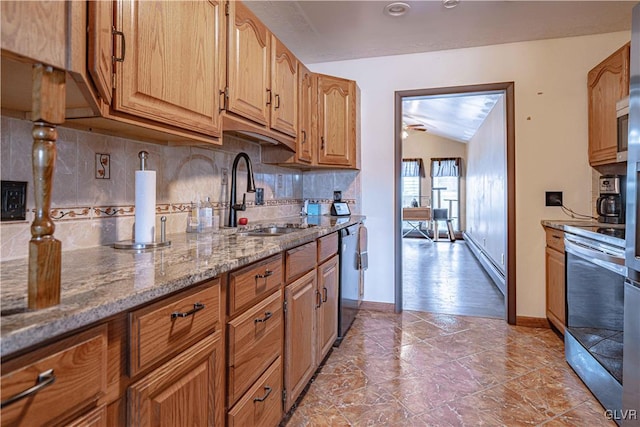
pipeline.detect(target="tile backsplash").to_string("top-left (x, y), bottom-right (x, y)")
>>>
top-left (1, 116), bottom-right (360, 260)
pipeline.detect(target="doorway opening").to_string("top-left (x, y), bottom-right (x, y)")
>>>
top-left (394, 82), bottom-right (516, 324)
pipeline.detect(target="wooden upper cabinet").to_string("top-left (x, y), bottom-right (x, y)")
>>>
top-left (317, 74), bottom-right (357, 167)
top-left (88, 0), bottom-right (113, 105)
top-left (588, 43), bottom-right (630, 166)
top-left (113, 0), bottom-right (224, 136)
top-left (227, 0), bottom-right (270, 126)
top-left (270, 35), bottom-right (298, 137)
top-left (1, 1), bottom-right (67, 69)
top-left (297, 63), bottom-right (315, 164)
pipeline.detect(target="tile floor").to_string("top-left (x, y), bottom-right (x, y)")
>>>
top-left (284, 310), bottom-right (615, 426)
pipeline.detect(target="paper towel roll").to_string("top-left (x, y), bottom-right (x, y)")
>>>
top-left (134, 170), bottom-right (156, 243)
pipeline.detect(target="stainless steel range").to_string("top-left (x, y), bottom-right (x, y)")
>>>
top-left (564, 225), bottom-right (626, 424)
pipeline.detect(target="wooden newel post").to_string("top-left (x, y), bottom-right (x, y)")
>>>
top-left (28, 64), bottom-right (65, 309)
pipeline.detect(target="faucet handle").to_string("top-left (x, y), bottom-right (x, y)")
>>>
top-left (232, 193), bottom-right (247, 212)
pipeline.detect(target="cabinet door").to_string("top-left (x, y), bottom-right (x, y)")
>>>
top-left (128, 333), bottom-right (224, 427)
top-left (227, 1), bottom-right (270, 126)
top-left (545, 247), bottom-right (565, 333)
top-left (317, 255), bottom-right (339, 362)
top-left (1, 1), bottom-right (67, 69)
top-left (87, 0), bottom-right (113, 104)
top-left (270, 35), bottom-right (297, 137)
top-left (284, 270), bottom-right (317, 412)
top-left (115, 0), bottom-right (223, 136)
top-left (588, 43), bottom-right (630, 166)
top-left (297, 63), bottom-right (315, 164)
top-left (317, 75), bottom-right (356, 167)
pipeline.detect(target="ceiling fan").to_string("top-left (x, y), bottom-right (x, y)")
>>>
top-left (403, 123), bottom-right (427, 132)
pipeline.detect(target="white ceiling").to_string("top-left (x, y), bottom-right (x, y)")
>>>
top-left (244, 0), bottom-right (634, 142)
top-left (403, 92), bottom-right (503, 142)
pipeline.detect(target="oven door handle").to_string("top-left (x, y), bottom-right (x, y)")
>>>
top-left (565, 239), bottom-right (626, 275)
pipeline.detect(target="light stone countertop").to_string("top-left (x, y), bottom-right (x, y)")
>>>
top-left (541, 219), bottom-right (625, 248)
top-left (0, 215), bottom-right (365, 358)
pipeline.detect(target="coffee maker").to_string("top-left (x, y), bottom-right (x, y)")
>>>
top-left (597, 175), bottom-right (625, 224)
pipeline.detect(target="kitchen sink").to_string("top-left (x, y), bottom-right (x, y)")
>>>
top-left (245, 226), bottom-right (314, 236)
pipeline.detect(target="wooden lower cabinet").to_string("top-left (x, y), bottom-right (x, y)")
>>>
top-left (284, 269), bottom-right (317, 412)
top-left (0, 325), bottom-right (108, 427)
top-left (128, 332), bottom-right (224, 427)
top-left (544, 228), bottom-right (566, 333)
top-left (317, 255), bottom-right (339, 362)
top-left (228, 357), bottom-right (282, 427)
top-left (66, 405), bottom-right (108, 427)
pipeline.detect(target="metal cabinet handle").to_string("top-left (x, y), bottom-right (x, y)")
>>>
top-left (316, 290), bottom-right (322, 308)
top-left (301, 130), bottom-right (307, 144)
top-left (274, 94), bottom-right (280, 109)
top-left (323, 287), bottom-right (328, 303)
top-left (112, 27), bottom-right (125, 62)
top-left (266, 89), bottom-right (272, 106)
top-left (171, 302), bottom-right (205, 319)
top-left (1, 369), bottom-right (56, 409)
top-left (552, 235), bottom-right (561, 239)
top-left (255, 269), bottom-right (273, 279)
top-left (321, 136), bottom-right (325, 150)
top-left (254, 311), bottom-right (273, 323)
top-left (253, 386), bottom-right (272, 402)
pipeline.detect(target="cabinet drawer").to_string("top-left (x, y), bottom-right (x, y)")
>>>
top-left (545, 228), bottom-right (565, 253)
top-left (1, 325), bottom-right (107, 426)
top-left (228, 357), bottom-right (283, 427)
top-left (317, 232), bottom-right (338, 264)
top-left (228, 290), bottom-right (283, 405)
top-left (130, 279), bottom-right (220, 376)
top-left (285, 241), bottom-right (317, 283)
top-left (229, 254), bottom-right (283, 316)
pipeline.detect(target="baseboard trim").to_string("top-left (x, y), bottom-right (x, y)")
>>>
top-left (360, 301), bottom-right (395, 312)
top-left (516, 316), bottom-right (551, 329)
top-left (463, 232), bottom-right (506, 295)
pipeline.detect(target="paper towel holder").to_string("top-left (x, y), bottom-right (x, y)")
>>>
top-left (114, 216), bottom-right (172, 250)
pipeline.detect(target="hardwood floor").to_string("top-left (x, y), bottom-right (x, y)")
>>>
top-left (402, 238), bottom-right (505, 318)
top-left (284, 310), bottom-right (613, 426)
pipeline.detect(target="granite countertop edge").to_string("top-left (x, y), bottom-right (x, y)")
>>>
top-left (0, 215), bottom-right (365, 358)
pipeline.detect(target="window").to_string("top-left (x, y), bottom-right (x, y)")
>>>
top-left (402, 158), bottom-right (424, 207)
top-left (431, 158), bottom-right (461, 231)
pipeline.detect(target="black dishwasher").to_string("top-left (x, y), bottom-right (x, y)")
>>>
top-left (335, 224), bottom-right (361, 345)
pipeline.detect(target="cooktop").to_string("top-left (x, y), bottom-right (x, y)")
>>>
top-left (564, 224), bottom-right (625, 248)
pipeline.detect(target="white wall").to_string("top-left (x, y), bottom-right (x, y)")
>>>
top-left (402, 132), bottom-right (467, 229)
top-left (310, 31), bottom-right (629, 317)
top-left (465, 96), bottom-right (506, 273)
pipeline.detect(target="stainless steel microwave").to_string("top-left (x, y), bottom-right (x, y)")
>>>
top-left (617, 96), bottom-right (629, 162)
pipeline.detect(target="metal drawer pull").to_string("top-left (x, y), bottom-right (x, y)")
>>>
top-left (171, 302), bottom-right (205, 319)
top-left (253, 386), bottom-right (272, 402)
top-left (1, 369), bottom-right (56, 409)
top-left (254, 311), bottom-right (273, 324)
top-left (255, 269), bottom-right (273, 279)
top-left (323, 287), bottom-right (328, 303)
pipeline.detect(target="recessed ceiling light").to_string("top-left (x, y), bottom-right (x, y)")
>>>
top-left (384, 2), bottom-right (411, 17)
top-left (443, 0), bottom-right (459, 9)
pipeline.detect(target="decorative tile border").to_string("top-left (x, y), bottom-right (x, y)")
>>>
top-left (93, 206), bottom-right (135, 218)
top-left (49, 207), bottom-right (92, 220)
top-left (34, 199), bottom-right (308, 222)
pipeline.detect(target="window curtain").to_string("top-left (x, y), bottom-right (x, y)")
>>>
top-left (430, 157), bottom-right (462, 177)
top-left (402, 158), bottom-right (425, 177)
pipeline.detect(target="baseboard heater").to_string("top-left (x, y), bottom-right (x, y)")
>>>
top-left (462, 232), bottom-right (506, 295)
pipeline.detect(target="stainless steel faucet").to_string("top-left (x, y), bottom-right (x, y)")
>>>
top-left (228, 152), bottom-right (256, 227)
